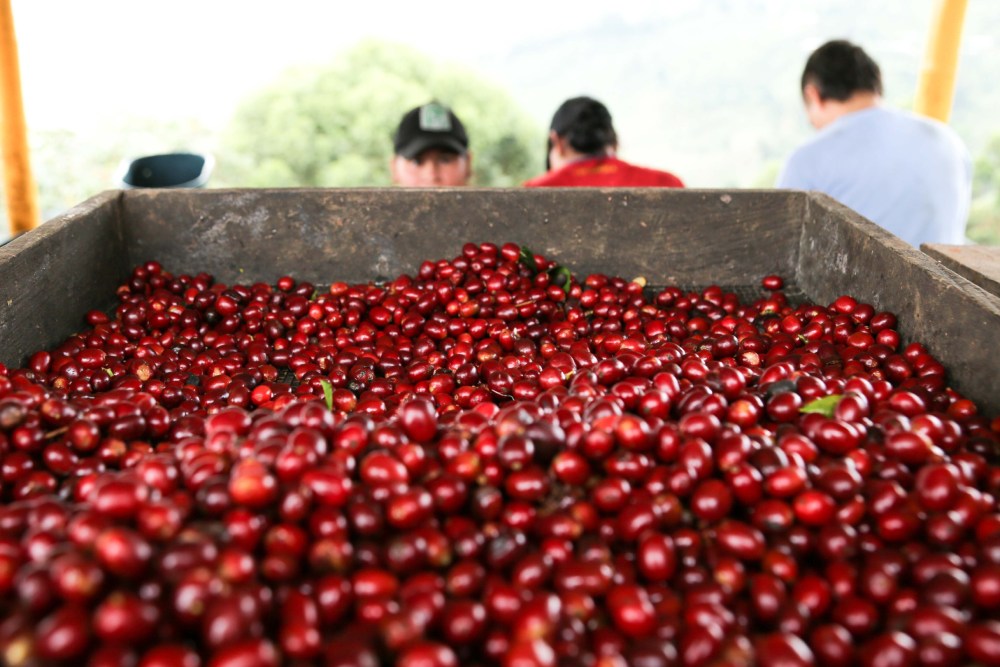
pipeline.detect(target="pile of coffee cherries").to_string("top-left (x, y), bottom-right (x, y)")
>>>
top-left (0, 241), bottom-right (998, 667)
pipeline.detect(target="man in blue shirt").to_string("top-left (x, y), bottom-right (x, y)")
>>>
top-left (778, 40), bottom-right (972, 247)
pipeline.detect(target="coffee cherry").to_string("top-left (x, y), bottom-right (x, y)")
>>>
top-left (755, 633), bottom-right (815, 667)
top-left (93, 591), bottom-right (159, 643)
top-left (0, 251), bottom-right (997, 666)
top-left (94, 526), bottom-right (152, 579)
top-left (397, 641), bottom-right (459, 667)
top-left (606, 584), bottom-right (656, 638)
top-left (762, 276), bottom-right (784, 291)
top-left (399, 397), bottom-right (438, 443)
top-left (690, 479), bottom-right (733, 523)
top-left (206, 639), bottom-right (279, 667)
top-left (35, 605), bottom-right (91, 661)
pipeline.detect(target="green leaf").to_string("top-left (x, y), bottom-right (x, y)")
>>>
top-left (801, 394), bottom-right (843, 418)
top-left (519, 246), bottom-right (539, 274)
top-left (319, 379), bottom-right (333, 411)
top-left (549, 265), bottom-right (572, 294)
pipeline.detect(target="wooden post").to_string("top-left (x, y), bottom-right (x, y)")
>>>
top-left (0, 0), bottom-right (39, 236)
top-left (914, 0), bottom-right (968, 123)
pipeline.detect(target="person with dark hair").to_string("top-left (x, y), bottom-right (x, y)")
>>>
top-left (391, 102), bottom-right (472, 187)
top-left (524, 96), bottom-right (684, 188)
top-left (778, 40), bottom-right (971, 247)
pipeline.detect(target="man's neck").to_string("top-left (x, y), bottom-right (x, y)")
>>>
top-left (839, 92), bottom-right (880, 115)
top-left (819, 92), bottom-right (881, 128)
top-left (552, 150), bottom-right (612, 172)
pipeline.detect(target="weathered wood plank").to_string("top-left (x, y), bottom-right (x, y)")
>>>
top-left (923, 243), bottom-right (1000, 299)
top-left (0, 191), bottom-right (127, 368)
top-left (797, 194), bottom-right (1000, 416)
top-left (118, 188), bottom-right (803, 287)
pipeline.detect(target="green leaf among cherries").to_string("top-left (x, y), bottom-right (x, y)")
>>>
top-left (800, 394), bottom-right (843, 418)
top-left (519, 246), bottom-right (540, 274)
top-left (549, 265), bottom-right (572, 294)
top-left (319, 379), bottom-right (333, 411)
top-left (520, 245), bottom-right (573, 294)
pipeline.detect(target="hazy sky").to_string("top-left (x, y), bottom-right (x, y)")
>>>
top-left (13, 1), bottom-right (687, 129)
top-left (14, 1), bottom-right (939, 127)
top-left (10, 0), bottom-right (995, 188)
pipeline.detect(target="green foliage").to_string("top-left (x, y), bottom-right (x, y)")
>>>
top-left (800, 395), bottom-right (843, 418)
top-left (750, 161), bottom-right (782, 188)
top-left (973, 135), bottom-right (1000, 194)
top-left (319, 379), bottom-right (333, 411)
top-left (215, 41), bottom-right (540, 188)
top-left (968, 134), bottom-right (1000, 245)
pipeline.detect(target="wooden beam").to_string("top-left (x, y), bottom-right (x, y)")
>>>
top-left (0, 0), bottom-right (39, 236)
top-left (914, 0), bottom-right (969, 123)
top-left (923, 243), bottom-right (1000, 299)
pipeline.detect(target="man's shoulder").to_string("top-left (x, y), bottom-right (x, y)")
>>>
top-left (881, 108), bottom-right (970, 169)
top-left (869, 107), bottom-right (966, 147)
top-left (525, 157), bottom-right (684, 188)
top-left (911, 111), bottom-right (967, 152)
top-left (618, 160), bottom-right (685, 187)
top-left (788, 108), bottom-right (902, 157)
top-left (523, 174), bottom-right (548, 187)
top-left (523, 169), bottom-right (569, 187)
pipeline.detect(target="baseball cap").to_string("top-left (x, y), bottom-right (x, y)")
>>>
top-left (393, 102), bottom-right (469, 159)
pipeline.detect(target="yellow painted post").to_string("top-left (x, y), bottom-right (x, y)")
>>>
top-left (914, 0), bottom-right (969, 123)
top-left (0, 0), bottom-right (39, 236)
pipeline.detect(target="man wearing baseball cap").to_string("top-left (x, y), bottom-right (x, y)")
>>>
top-left (391, 102), bottom-right (472, 187)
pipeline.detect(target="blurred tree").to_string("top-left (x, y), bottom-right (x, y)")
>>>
top-left (967, 134), bottom-right (1000, 245)
top-left (215, 40), bottom-right (540, 188)
top-left (972, 135), bottom-right (1000, 193)
top-left (750, 161), bottom-right (782, 188)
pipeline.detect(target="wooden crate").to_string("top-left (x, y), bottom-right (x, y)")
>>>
top-left (923, 243), bottom-right (1000, 300)
top-left (2, 188), bottom-right (998, 414)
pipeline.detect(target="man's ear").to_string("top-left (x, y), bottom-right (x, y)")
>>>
top-left (389, 155), bottom-right (401, 185)
top-left (803, 83), bottom-right (823, 108)
top-left (802, 83), bottom-right (830, 129)
top-left (549, 130), bottom-right (567, 157)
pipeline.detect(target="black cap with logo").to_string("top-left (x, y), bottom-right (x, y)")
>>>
top-left (393, 102), bottom-right (469, 159)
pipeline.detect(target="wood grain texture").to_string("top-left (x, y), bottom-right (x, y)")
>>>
top-left (923, 243), bottom-right (1000, 299)
top-left (797, 194), bottom-right (1000, 415)
top-left (118, 188), bottom-right (803, 287)
top-left (0, 191), bottom-right (126, 368)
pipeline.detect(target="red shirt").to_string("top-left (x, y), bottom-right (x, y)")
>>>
top-left (524, 156), bottom-right (684, 188)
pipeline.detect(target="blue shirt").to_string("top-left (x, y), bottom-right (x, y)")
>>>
top-left (777, 106), bottom-right (972, 247)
